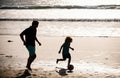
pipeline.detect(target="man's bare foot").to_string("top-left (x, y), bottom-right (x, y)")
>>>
top-left (26, 66), bottom-right (32, 71)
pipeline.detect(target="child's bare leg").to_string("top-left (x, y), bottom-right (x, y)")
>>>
top-left (56, 58), bottom-right (66, 64)
top-left (68, 57), bottom-right (71, 67)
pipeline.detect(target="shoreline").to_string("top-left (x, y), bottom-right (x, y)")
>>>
top-left (0, 35), bottom-right (120, 77)
top-left (0, 56), bottom-right (120, 78)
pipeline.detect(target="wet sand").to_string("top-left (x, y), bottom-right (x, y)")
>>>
top-left (0, 35), bottom-right (120, 78)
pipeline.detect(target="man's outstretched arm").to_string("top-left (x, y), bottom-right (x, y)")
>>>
top-left (20, 32), bottom-right (26, 45)
top-left (35, 37), bottom-right (41, 46)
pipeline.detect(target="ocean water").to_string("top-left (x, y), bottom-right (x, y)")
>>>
top-left (0, 0), bottom-right (120, 37)
top-left (0, 0), bottom-right (120, 8)
top-left (0, 21), bottom-right (120, 37)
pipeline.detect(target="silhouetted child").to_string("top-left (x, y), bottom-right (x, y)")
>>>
top-left (56, 37), bottom-right (74, 67)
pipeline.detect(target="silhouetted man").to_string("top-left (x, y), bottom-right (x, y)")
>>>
top-left (20, 21), bottom-right (41, 70)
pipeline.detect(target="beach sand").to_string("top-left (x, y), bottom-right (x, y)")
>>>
top-left (0, 35), bottom-right (120, 78)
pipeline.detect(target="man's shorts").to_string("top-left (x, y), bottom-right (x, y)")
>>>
top-left (26, 45), bottom-right (35, 56)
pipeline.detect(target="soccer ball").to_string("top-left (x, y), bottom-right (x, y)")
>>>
top-left (68, 64), bottom-right (74, 71)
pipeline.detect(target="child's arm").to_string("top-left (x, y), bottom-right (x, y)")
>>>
top-left (58, 44), bottom-right (63, 53)
top-left (70, 47), bottom-right (74, 51)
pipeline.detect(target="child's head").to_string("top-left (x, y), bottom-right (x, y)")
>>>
top-left (65, 37), bottom-right (72, 43)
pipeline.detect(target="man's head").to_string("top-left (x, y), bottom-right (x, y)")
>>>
top-left (32, 21), bottom-right (39, 28)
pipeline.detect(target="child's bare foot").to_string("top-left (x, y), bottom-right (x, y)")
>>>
top-left (56, 59), bottom-right (59, 64)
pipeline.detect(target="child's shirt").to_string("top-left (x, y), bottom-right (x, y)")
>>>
top-left (62, 42), bottom-right (70, 55)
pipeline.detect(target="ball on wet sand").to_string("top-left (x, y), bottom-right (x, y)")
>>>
top-left (68, 64), bottom-right (74, 71)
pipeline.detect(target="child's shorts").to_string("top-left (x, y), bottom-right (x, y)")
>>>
top-left (63, 53), bottom-right (71, 59)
